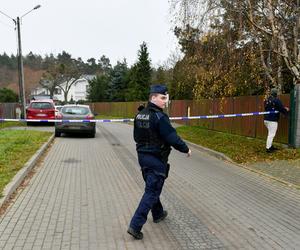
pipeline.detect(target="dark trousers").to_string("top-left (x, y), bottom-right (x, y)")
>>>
top-left (129, 168), bottom-right (165, 231)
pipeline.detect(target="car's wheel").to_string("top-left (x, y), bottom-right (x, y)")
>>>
top-left (55, 130), bottom-right (61, 137)
top-left (88, 130), bottom-right (95, 138)
top-left (89, 132), bottom-right (95, 138)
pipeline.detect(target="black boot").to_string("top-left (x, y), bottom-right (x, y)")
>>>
top-left (127, 227), bottom-right (143, 240)
top-left (153, 210), bottom-right (168, 223)
top-left (266, 148), bottom-right (273, 153)
top-left (270, 145), bottom-right (279, 151)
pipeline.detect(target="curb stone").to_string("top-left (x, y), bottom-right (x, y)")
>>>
top-left (0, 134), bottom-right (54, 209)
top-left (186, 140), bottom-right (300, 190)
top-left (186, 141), bottom-right (233, 162)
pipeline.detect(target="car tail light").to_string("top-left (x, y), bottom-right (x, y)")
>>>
top-left (85, 114), bottom-right (94, 119)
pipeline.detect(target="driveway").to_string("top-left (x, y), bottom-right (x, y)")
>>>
top-left (0, 122), bottom-right (299, 249)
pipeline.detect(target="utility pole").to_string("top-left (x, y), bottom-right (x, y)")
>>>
top-left (16, 17), bottom-right (26, 118)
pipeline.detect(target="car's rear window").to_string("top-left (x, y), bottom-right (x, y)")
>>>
top-left (30, 102), bottom-right (54, 109)
top-left (61, 107), bottom-right (90, 115)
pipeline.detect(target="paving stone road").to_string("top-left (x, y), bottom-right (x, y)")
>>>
top-left (0, 123), bottom-right (299, 249)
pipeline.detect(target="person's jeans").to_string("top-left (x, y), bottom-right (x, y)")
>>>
top-left (264, 120), bottom-right (278, 149)
top-left (129, 169), bottom-right (165, 231)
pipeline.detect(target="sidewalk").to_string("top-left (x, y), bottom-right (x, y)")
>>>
top-left (246, 159), bottom-right (300, 187)
top-left (0, 123), bottom-right (299, 249)
top-left (0, 127), bottom-right (180, 249)
top-left (185, 138), bottom-right (300, 189)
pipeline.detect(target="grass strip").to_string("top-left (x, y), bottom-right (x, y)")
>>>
top-left (176, 125), bottom-right (300, 164)
top-left (0, 130), bottom-right (52, 196)
top-left (0, 121), bottom-right (26, 130)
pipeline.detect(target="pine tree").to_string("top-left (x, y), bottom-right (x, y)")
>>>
top-left (87, 75), bottom-right (109, 102)
top-left (108, 60), bottom-right (129, 101)
top-left (127, 42), bottom-right (152, 101)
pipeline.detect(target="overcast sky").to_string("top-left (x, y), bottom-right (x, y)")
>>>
top-left (0, 0), bottom-right (178, 67)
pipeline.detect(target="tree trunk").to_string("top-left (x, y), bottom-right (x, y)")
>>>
top-left (64, 91), bottom-right (68, 103)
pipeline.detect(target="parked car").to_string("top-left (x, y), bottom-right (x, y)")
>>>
top-left (55, 105), bottom-right (96, 138)
top-left (26, 99), bottom-right (55, 125)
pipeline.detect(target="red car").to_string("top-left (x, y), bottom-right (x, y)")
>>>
top-left (26, 99), bottom-right (55, 125)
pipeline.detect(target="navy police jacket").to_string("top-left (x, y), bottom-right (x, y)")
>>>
top-left (134, 102), bottom-right (189, 163)
top-left (264, 96), bottom-right (288, 122)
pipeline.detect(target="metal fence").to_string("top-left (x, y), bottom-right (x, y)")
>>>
top-left (90, 94), bottom-right (290, 143)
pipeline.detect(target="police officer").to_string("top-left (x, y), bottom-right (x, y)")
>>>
top-left (127, 84), bottom-right (192, 240)
top-left (264, 88), bottom-right (289, 153)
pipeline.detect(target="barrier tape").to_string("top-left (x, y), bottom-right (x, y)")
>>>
top-left (0, 111), bottom-right (278, 123)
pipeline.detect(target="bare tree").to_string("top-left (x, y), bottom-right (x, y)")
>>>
top-left (39, 59), bottom-right (82, 102)
top-left (39, 63), bottom-right (65, 98)
top-left (242, 0), bottom-right (300, 88)
top-left (57, 61), bottom-right (82, 102)
top-left (170, 0), bottom-right (300, 90)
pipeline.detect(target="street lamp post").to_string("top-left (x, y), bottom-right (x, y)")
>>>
top-left (0, 5), bottom-right (41, 119)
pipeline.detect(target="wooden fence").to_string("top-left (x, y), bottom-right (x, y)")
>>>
top-left (0, 95), bottom-right (289, 143)
top-left (0, 103), bottom-right (19, 119)
top-left (90, 94), bottom-right (290, 143)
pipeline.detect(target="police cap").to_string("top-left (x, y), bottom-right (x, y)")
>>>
top-left (150, 84), bottom-right (168, 95)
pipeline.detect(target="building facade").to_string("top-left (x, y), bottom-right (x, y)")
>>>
top-left (30, 75), bottom-right (95, 103)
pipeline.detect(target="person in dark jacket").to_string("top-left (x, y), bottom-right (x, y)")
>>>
top-left (127, 84), bottom-right (192, 240)
top-left (264, 88), bottom-right (289, 153)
